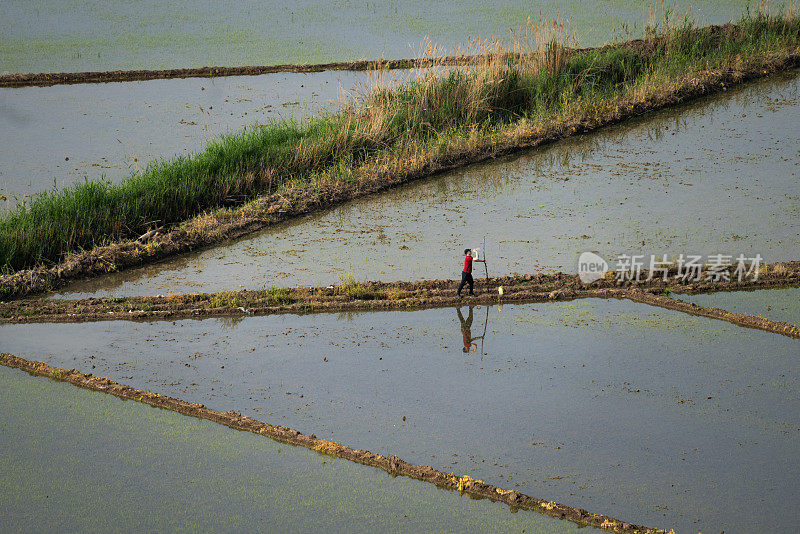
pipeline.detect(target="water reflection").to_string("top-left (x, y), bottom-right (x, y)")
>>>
top-left (2, 299), bottom-right (798, 532)
top-left (457, 304), bottom-right (489, 356)
top-left (217, 314), bottom-right (246, 330)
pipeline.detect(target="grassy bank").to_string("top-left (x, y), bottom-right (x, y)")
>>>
top-left (2, 6), bottom-right (799, 272)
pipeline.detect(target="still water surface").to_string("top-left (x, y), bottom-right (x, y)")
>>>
top-left (3, 298), bottom-right (798, 532)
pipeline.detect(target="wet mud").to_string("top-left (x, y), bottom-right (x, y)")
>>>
top-left (3, 263), bottom-right (798, 341)
top-left (0, 56), bottom-right (476, 88)
top-left (0, 352), bottom-right (666, 534)
top-left (3, 44), bottom-right (799, 300)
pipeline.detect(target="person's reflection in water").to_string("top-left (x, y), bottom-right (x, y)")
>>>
top-left (457, 305), bottom-right (483, 353)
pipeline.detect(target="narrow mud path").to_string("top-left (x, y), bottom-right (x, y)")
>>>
top-left (624, 291), bottom-right (800, 339)
top-left (3, 263), bottom-right (798, 340)
top-left (0, 55), bottom-right (476, 88)
top-left (3, 46), bottom-right (799, 301)
top-left (0, 352), bottom-right (668, 533)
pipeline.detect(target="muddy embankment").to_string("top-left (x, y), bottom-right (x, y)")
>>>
top-left (3, 263), bottom-right (799, 339)
top-left (0, 352), bottom-right (668, 534)
top-left (624, 290), bottom-right (800, 338)
top-left (0, 56), bottom-right (475, 88)
top-left (2, 31), bottom-right (799, 301)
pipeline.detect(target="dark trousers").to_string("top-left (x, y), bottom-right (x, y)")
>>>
top-left (458, 271), bottom-right (474, 295)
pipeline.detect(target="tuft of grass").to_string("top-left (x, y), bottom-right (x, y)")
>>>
top-left (337, 272), bottom-right (373, 300)
top-left (260, 286), bottom-right (295, 305)
top-left (165, 292), bottom-right (188, 304)
top-left (767, 262), bottom-right (788, 276)
top-left (1, 6), bottom-right (799, 271)
top-left (209, 291), bottom-right (244, 308)
top-left (385, 287), bottom-right (409, 300)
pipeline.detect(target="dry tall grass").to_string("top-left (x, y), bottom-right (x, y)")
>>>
top-left (356, 17), bottom-right (573, 145)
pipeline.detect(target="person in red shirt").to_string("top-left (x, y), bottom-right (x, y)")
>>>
top-left (457, 248), bottom-right (484, 298)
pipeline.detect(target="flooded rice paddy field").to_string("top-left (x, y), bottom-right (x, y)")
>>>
top-left (3, 299), bottom-right (799, 533)
top-left (2, 0), bottom-right (752, 73)
top-left (4, 5), bottom-right (799, 531)
top-left (675, 287), bottom-right (800, 327)
top-left (0, 68), bottom-right (416, 208)
top-left (0, 366), bottom-right (581, 534)
top-left (56, 70), bottom-right (800, 299)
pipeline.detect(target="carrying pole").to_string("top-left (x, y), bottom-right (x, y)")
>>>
top-left (482, 236), bottom-right (489, 284)
top-left (479, 304), bottom-right (489, 359)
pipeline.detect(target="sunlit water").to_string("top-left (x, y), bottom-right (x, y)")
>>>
top-left (3, 299), bottom-right (798, 533)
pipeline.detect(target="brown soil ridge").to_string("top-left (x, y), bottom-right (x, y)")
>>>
top-left (626, 290), bottom-right (800, 339)
top-left (0, 351), bottom-right (668, 534)
top-left (0, 55), bottom-right (480, 88)
top-left (2, 47), bottom-right (799, 301)
top-left (2, 264), bottom-right (798, 339)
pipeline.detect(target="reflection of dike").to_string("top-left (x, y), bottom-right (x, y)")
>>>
top-left (516, 112), bottom-right (691, 177)
top-left (457, 305), bottom-right (490, 356)
top-left (399, 73), bottom-right (800, 198)
top-left (59, 248), bottom-right (200, 294)
top-left (500, 73), bottom-right (800, 179)
top-left (449, 113), bottom-right (686, 188)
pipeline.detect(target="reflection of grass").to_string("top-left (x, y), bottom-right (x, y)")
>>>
top-left (2, 7), bottom-right (799, 271)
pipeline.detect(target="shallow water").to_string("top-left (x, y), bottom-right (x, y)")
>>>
top-left (2, 0), bottom-right (752, 73)
top-left (0, 365), bottom-right (580, 533)
top-left (0, 68), bottom-right (415, 208)
top-left (675, 286), bottom-right (800, 326)
top-left (3, 299), bottom-right (798, 533)
top-left (57, 71), bottom-right (800, 298)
